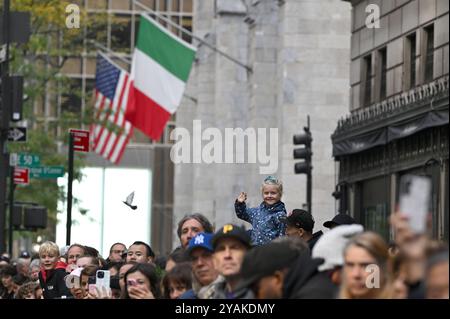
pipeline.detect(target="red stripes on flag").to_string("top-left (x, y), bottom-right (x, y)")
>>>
top-left (126, 84), bottom-right (171, 141)
top-left (90, 73), bottom-right (134, 164)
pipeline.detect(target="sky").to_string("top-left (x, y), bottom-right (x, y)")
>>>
top-left (56, 167), bottom-right (152, 257)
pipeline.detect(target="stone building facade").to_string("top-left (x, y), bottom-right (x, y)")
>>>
top-left (173, 0), bottom-right (352, 245)
top-left (332, 0), bottom-right (449, 241)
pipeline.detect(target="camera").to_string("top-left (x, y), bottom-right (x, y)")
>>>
top-left (97, 271), bottom-right (105, 279)
top-left (88, 276), bottom-right (96, 285)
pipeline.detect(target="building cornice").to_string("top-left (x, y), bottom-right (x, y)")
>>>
top-left (332, 76), bottom-right (449, 141)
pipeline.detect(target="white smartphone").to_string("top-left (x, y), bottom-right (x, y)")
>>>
top-left (398, 174), bottom-right (431, 234)
top-left (95, 270), bottom-right (111, 290)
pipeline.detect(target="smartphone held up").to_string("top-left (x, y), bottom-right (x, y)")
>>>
top-left (398, 174), bottom-right (431, 234)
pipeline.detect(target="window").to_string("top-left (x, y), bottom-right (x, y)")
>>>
top-left (181, 17), bottom-right (193, 43)
top-left (359, 176), bottom-right (391, 242)
top-left (361, 54), bottom-right (372, 107)
top-left (424, 25), bottom-right (434, 83)
top-left (86, 13), bottom-right (108, 49)
top-left (405, 33), bottom-right (417, 89)
top-left (61, 78), bottom-right (82, 114)
top-left (377, 47), bottom-right (387, 101)
top-left (111, 14), bottom-right (132, 53)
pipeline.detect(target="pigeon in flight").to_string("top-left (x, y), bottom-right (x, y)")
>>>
top-left (123, 191), bottom-right (137, 210)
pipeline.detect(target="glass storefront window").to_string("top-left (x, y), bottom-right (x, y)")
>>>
top-left (363, 204), bottom-right (389, 241)
top-left (360, 176), bottom-right (391, 242)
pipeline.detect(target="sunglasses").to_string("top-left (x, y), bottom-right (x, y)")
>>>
top-left (264, 176), bottom-right (279, 183)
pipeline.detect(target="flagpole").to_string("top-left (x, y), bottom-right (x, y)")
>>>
top-left (87, 40), bottom-right (132, 66)
top-left (133, 0), bottom-right (253, 73)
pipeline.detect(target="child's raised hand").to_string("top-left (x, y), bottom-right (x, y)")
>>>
top-left (237, 192), bottom-right (247, 203)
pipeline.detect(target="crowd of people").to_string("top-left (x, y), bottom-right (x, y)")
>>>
top-left (0, 176), bottom-right (448, 299)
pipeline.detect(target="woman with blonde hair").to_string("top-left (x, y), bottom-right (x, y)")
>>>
top-left (340, 231), bottom-right (394, 299)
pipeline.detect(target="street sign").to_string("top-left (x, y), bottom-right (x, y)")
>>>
top-left (14, 167), bottom-right (29, 185)
top-left (17, 153), bottom-right (40, 167)
top-left (7, 127), bottom-right (27, 142)
top-left (29, 166), bottom-right (65, 179)
top-left (70, 129), bottom-right (90, 152)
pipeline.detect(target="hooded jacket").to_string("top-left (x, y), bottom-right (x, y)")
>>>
top-left (283, 252), bottom-right (338, 299)
top-left (38, 261), bottom-right (72, 299)
top-left (235, 200), bottom-right (286, 246)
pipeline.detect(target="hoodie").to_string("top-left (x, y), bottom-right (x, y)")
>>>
top-left (39, 261), bottom-right (72, 299)
top-left (283, 252), bottom-right (337, 299)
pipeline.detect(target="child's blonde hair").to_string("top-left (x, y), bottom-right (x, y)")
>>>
top-left (39, 241), bottom-right (60, 257)
top-left (261, 176), bottom-right (283, 195)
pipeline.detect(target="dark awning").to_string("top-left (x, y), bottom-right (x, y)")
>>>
top-left (333, 128), bottom-right (386, 157)
top-left (333, 110), bottom-right (449, 157)
top-left (387, 110), bottom-right (449, 142)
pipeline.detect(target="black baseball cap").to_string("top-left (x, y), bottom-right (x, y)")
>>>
top-left (212, 224), bottom-right (251, 249)
top-left (280, 209), bottom-right (314, 232)
top-left (323, 213), bottom-right (356, 229)
top-left (19, 251), bottom-right (31, 259)
top-left (236, 242), bottom-right (300, 291)
top-left (0, 255), bottom-right (10, 263)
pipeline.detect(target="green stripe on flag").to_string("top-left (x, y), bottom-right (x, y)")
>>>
top-left (137, 15), bottom-right (196, 82)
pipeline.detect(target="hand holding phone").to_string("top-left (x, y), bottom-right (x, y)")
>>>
top-left (96, 270), bottom-right (111, 290)
top-left (398, 174), bottom-right (431, 234)
top-left (127, 278), bottom-right (138, 287)
top-left (88, 284), bottom-right (97, 297)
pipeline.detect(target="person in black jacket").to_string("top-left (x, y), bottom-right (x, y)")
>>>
top-left (281, 209), bottom-right (323, 251)
top-left (38, 241), bottom-right (72, 299)
top-left (282, 251), bottom-right (336, 299)
top-left (0, 264), bottom-right (17, 299)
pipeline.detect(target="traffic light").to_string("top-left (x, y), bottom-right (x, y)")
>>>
top-left (293, 127), bottom-right (313, 174)
top-left (12, 205), bottom-right (23, 228)
top-left (24, 206), bottom-right (48, 229)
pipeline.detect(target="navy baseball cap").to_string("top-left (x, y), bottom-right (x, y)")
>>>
top-left (187, 232), bottom-right (214, 256)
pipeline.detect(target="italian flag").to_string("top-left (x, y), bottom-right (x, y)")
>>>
top-left (126, 14), bottom-right (197, 141)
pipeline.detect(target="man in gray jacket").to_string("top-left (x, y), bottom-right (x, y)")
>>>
top-left (211, 224), bottom-right (252, 299)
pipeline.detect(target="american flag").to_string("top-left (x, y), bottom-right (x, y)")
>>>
top-left (91, 53), bottom-right (133, 164)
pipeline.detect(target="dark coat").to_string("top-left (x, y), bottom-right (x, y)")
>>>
top-left (38, 261), bottom-right (72, 299)
top-left (307, 230), bottom-right (323, 251)
top-left (283, 251), bottom-right (338, 299)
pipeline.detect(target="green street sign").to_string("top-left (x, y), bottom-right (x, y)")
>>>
top-left (17, 153), bottom-right (41, 167)
top-left (30, 166), bottom-right (65, 179)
